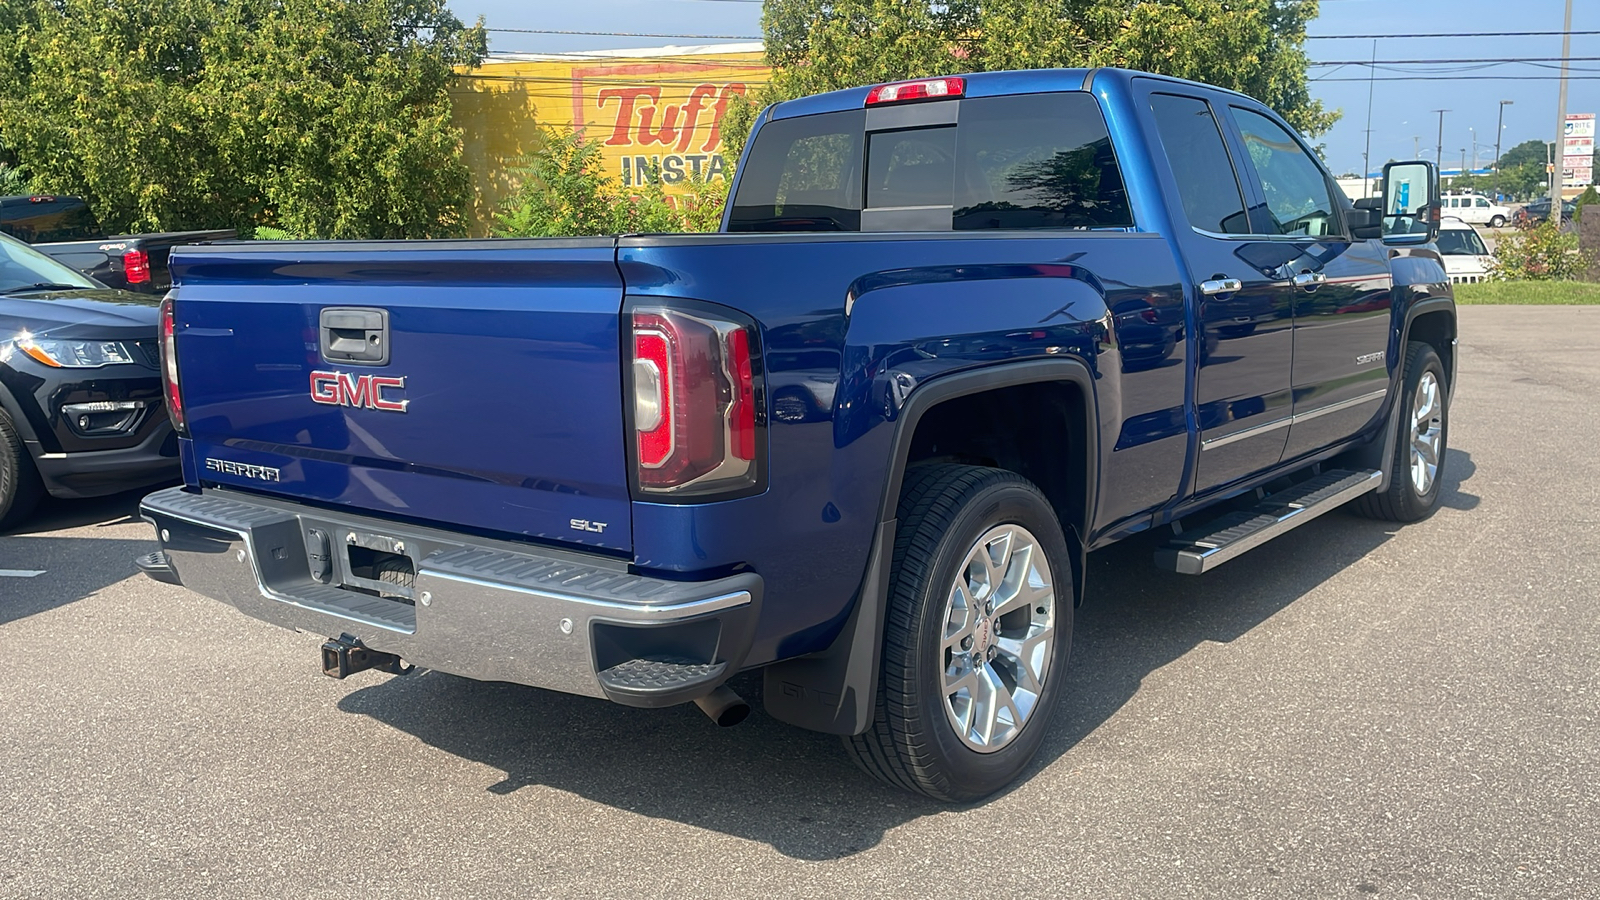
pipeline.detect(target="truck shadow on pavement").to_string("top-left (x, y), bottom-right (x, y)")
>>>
top-left (336, 449), bottom-right (1477, 860)
top-left (0, 489), bottom-right (159, 626)
top-left (3, 487), bottom-right (153, 536)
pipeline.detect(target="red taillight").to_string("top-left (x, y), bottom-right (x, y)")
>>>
top-left (864, 77), bottom-right (965, 106)
top-left (726, 328), bottom-right (754, 461)
top-left (633, 319), bottom-right (675, 469)
top-left (123, 249), bottom-right (150, 284)
top-left (630, 306), bottom-right (761, 497)
top-left (159, 295), bottom-right (186, 435)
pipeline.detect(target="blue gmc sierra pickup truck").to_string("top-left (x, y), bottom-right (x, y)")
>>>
top-left (136, 68), bottom-right (1456, 801)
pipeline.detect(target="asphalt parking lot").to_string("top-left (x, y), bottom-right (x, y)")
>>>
top-left (2, 305), bottom-right (1596, 899)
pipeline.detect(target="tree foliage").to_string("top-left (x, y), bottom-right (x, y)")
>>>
top-left (728, 0), bottom-right (1334, 158)
top-left (491, 129), bottom-right (725, 237)
top-left (0, 0), bottom-right (485, 237)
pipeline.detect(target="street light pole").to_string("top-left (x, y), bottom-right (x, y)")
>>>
top-left (1362, 39), bottom-right (1377, 197)
top-left (1434, 109), bottom-right (1451, 171)
top-left (1551, 0), bottom-right (1574, 227)
top-left (1494, 100), bottom-right (1514, 200)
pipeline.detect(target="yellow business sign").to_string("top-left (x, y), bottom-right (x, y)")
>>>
top-left (452, 45), bottom-right (769, 234)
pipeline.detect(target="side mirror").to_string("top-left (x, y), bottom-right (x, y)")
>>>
top-left (1349, 198), bottom-right (1383, 240)
top-left (1379, 160), bottom-right (1440, 244)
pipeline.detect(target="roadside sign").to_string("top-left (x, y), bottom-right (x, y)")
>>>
top-left (1564, 114), bottom-right (1594, 188)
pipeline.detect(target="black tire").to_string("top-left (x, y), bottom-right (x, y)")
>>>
top-left (1354, 341), bottom-right (1448, 522)
top-left (844, 464), bottom-right (1075, 802)
top-left (0, 409), bottom-right (43, 531)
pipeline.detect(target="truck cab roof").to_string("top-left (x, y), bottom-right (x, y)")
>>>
top-left (768, 68), bottom-right (1260, 122)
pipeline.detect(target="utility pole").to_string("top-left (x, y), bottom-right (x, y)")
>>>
top-left (1362, 40), bottom-right (1377, 197)
top-left (1494, 100), bottom-right (1513, 201)
top-left (1552, 0), bottom-right (1574, 227)
top-left (1434, 109), bottom-right (1451, 170)
top-left (1460, 149), bottom-right (1467, 186)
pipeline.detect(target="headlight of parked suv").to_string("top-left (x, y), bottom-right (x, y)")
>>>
top-left (5, 334), bottom-right (139, 368)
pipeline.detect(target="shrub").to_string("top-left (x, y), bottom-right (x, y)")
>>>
top-left (492, 128), bottom-right (726, 237)
top-left (1577, 186), bottom-right (1600, 222)
top-left (1488, 219), bottom-right (1594, 281)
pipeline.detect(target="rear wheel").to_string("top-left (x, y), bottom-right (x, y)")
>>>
top-left (0, 409), bottom-right (43, 531)
top-left (1489, 215), bottom-right (1506, 228)
top-left (1355, 341), bottom-right (1448, 522)
top-left (844, 464), bottom-right (1074, 802)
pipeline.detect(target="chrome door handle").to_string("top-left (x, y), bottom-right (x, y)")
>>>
top-left (1292, 272), bottom-right (1327, 290)
top-left (1199, 278), bottom-right (1243, 296)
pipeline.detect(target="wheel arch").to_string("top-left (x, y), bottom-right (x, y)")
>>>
top-left (762, 358), bottom-right (1099, 736)
top-left (1403, 301), bottom-right (1457, 396)
top-left (1340, 296), bottom-right (1456, 492)
top-left (878, 361), bottom-right (1097, 564)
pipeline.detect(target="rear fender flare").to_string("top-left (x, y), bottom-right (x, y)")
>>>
top-left (762, 358), bottom-right (1099, 735)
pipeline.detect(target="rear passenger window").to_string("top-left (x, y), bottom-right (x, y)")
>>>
top-left (1230, 107), bottom-right (1339, 237)
top-left (1148, 94), bottom-right (1250, 235)
top-left (727, 109), bottom-right (865, 232)
top-left (952, 92), bottom-right (1132, 230)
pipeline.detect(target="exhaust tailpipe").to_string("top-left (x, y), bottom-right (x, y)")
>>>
top-left (693, 685), bottom-right (750, 727)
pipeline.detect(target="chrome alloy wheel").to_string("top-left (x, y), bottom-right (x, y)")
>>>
top-left (1409, 370), bottom-right (1443, 495)
top-left (940, 524), bottom-right (1057, 753)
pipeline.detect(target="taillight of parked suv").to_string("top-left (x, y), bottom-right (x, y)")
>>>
top-left (627, 302), bottom-right (763, 501)
top-left (159, 294), bottom-right (187, 435)
top-left (123, 249), bottom-right (151, 285)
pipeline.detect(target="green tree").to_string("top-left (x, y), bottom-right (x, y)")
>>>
top-left (0, 0), bottom-right (485, 237)
top-left (729, 0), bottom-right (1335, 158)
top-left (1491, 139), bottom-right (1555, 201)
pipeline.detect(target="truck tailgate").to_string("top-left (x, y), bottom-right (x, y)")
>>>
top-left (170, 239), bottom-right (632, 552)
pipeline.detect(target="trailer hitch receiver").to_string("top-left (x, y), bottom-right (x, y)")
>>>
top-left (320, 633), bottom-right (412, 679)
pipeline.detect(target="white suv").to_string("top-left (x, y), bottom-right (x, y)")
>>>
top-left (1440, 192), bottom-right (1512, 228)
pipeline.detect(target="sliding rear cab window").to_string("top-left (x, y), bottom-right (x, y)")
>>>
top-left (727, 92), bottom-right (1133, 233)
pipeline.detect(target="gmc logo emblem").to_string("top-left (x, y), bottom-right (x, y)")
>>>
top-left (310, 370), bottom-right (409, 412)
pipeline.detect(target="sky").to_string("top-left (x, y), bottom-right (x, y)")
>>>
top-left (448, 0), bottom-right (1600, 177)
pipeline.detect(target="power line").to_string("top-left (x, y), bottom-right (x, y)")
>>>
top-left (478, 51), bottom-right (765, 68)
top-left (1308, 30), bottom-right (1600, 39)
top-left (1312, 56), bottom-right (1600, 65)
top-left (1316, 74), bottom-right (1600, 81)
top-left (477, 27), bottom-right (760, 39)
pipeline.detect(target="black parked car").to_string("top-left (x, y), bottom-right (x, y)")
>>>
top-left (0, 195), bottom-right (234, 294)
top-left (0, 231), bottom-right (177, 527)
top-left (1513, 196), bottom-right (1577, 226)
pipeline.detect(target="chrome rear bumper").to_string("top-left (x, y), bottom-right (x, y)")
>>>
top-left (139, 487), bottom-right (760, 705)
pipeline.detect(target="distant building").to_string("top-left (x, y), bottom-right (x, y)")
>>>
top-left (452, 44), bottom-right (768, 235)
top-left (1336, 176), bottom-right (1381, 202)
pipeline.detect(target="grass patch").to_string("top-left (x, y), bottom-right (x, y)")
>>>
top-left (1454, 280), bottom-right (1600, 304)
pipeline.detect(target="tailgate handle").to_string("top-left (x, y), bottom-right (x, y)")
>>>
top-left (320, 307), bottom-right (389, 366)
